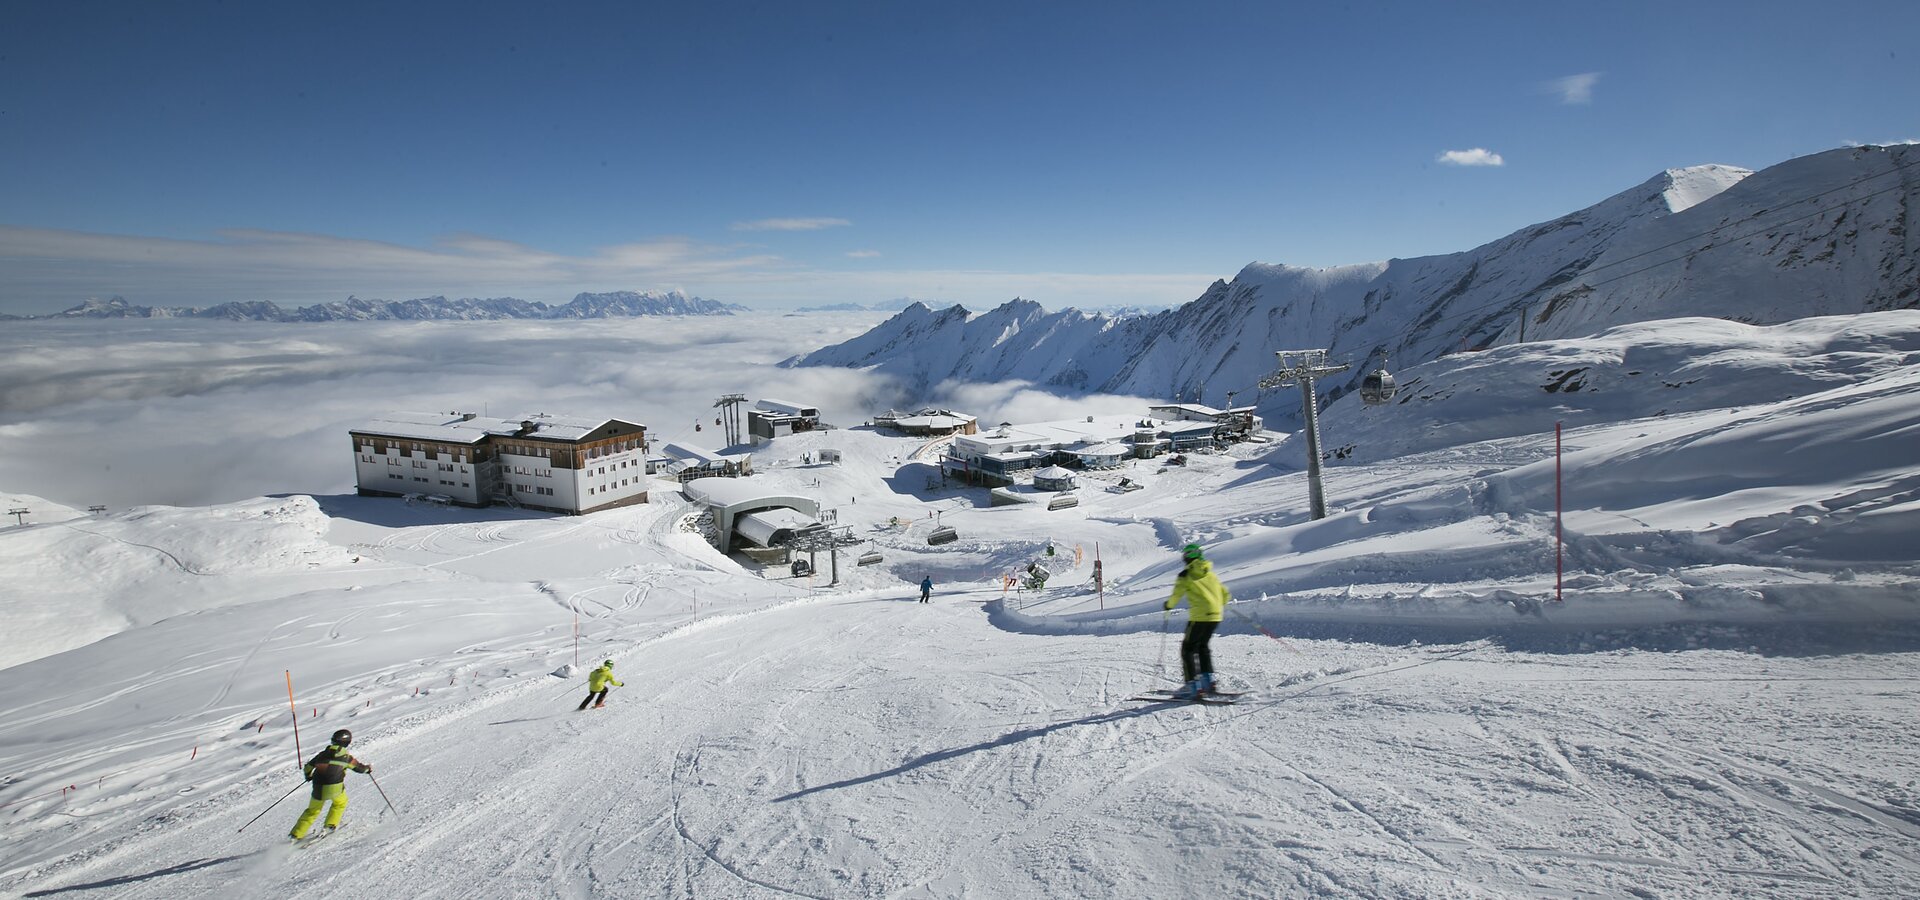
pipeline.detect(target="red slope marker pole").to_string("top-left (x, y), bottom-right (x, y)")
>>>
top-left (1555, 421), bottom-right (1564, 603)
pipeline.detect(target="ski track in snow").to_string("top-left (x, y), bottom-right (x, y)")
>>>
top-left (8, 592), bottom-right (1915, 898)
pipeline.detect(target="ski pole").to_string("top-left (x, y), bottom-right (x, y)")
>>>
top-left (368, 773), bottom-right (402, 817)
top-left (1156, 610), bottom-right (1172, 680)
top-left (1227, 604), bottom-right (1299, 653)
top-left (238, 779), bottom-right (308, 833)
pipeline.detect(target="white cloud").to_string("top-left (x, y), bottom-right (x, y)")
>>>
top-left (1544, 72), bottom-right (1602, 105)
top-left (845, 249), bottom-right (882, 259)
top-left (1436, 148), bottom-right (1505, 167)
top-left (729, 217), bottom-right (852, 232)
top-left (0, 316), bottom-right (915, 507)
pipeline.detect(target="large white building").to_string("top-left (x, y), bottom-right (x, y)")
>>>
top-left (350, 412), bottom-right (649, 515)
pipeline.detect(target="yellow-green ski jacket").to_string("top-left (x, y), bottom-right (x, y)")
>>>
top-left (1164, 559), bottom-right (1230, 622)
top-left (588, 665), bottom-right (623, 691)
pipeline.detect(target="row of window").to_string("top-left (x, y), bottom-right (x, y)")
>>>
top-left (386, 473), bottom-right (470, 488)
top-left (585, 438), bottom-right (642, 460)
top-left (585, 478), bottom-right (638, 496)
top-left (512, 484), bottom-right (558, 496)
top-left (361, 444), bottom-right (473, 463)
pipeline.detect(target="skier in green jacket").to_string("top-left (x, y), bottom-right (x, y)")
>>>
top-left (1163, 544), bottom-right (1231, 699)
top-left (577, 659), bottom-right (623, 710)
top-left (289, 729), bottom-right (371, 841)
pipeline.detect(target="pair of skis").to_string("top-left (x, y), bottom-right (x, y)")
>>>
top-left (1127, 688), bottom-right (1246, 706)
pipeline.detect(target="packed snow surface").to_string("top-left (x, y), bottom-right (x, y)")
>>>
top-left (2, 312), bottom-right (1918, 898)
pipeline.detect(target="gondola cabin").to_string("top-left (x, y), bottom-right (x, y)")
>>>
top-left (1360, 367), bottom-right (1397, 405)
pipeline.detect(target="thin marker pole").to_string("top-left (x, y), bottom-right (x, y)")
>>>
top-left (1555, 421), bottom-right (1563, 603)
top-left (285, 671), bottom-right (304, 769)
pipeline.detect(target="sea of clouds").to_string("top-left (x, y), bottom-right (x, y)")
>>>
top-left (0, 313), bottom-right (1158, 509)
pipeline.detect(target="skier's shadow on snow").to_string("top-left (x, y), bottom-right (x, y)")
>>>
top-left (23, 854), bottom-right (246, 896)
top-left (773, 706), bottom-right (1169, 802)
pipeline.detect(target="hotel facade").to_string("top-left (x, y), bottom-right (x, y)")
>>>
top-left (350, 412), bottom-right (649, 515)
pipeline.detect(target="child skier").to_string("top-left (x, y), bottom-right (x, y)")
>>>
top-left (1163, 544), bottom-right (1231, 699)
top-left (577, 659), bottom-right (623, 710)
top-left (289, 729), bottom-right (372, 841)
top-left (920, 576), bottom-right (933, 603)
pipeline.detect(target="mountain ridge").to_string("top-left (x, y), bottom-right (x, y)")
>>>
top-left (786, 145), bottom-right (1919, 422)
top-left (12, 290), bottom-right (746, 321)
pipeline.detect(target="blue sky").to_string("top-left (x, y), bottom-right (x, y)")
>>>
top-left (2, 1), bottom-right (1916, 314)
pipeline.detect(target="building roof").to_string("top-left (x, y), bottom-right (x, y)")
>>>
top-left (661, 441), bottom-right (731, 466)
top-left (1159, 419), bottom-right (1219, 436)
top-left (1148, 402), bottom-right (1227, 417)
top-left (351, 412), bottom-right (521, 444)
top-left (897, 413), bottom-right (976, 430)
top-left (352, 411), bottom-right (645, 444)
top-left (755, 398), bottom-right (817, 416)
top-left (1076, 442), bottom-right (1131, 456)
top-left (683, 475), bottom-right (809, 511)
top-left (1033, 465), bottom-right (1076, 479)
top-left (494, 413), bottom-right (645, 442)
top-left (954, 414), bottom-right (1141, 454)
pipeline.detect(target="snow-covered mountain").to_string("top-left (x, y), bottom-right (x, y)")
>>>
top-left (788, 145), bottom-right (1918, 421)
top-left (23, 289), bottom-right (746, 321)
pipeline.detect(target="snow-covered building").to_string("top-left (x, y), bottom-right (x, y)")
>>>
top-left (943, 415), bottom-right (1143, 487)
top-left (875, 408), bottom-right (979, 436)
top-left (1147, 403), bottom-right (1265, 439)
top-left (659, 441), bottom-right (752, 482)
top-left (748, 398), bottom-right (822, 444)
top-left (682, 476), bottom-right (822, 554)
top-left (1071, 443), bottom-right (1131, 469)
top-left (1032, 466), bottom-right (1078, 491)
top-left (350, 412), bottom-right (649, 514)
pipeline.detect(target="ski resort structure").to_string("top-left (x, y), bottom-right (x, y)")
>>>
top-left (349, 411), bottom-right (650, 515)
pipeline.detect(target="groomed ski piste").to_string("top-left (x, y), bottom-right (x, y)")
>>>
top-left (3, 312), bottom-right (1918, 899)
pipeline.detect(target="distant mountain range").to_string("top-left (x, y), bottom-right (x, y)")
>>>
top-left (791, 298), bottom-right (1174, 317)
top-left (7, 290), bottom-right (746, 321)
top-left (787, 144), bottom-right (1919, 424)
top-left (794, 298), bottom-right (950, 313)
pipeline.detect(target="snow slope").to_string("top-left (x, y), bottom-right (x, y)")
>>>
top-left (2, 312), bottom-right (1919, 898)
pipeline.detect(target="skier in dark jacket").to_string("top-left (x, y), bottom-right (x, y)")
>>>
top-left (919, 576), bottom-right (933, 603)
top-left (290, 729), bottom-right (371, 840)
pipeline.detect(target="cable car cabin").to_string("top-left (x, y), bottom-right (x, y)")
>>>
top-left (927, 526), bottom-right (959, 546)
top-left (1360, 368), bottom-right (1398, 405)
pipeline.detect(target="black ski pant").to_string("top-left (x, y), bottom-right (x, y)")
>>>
top-left (920, 590), bottom-right (930, 603)
top-left (1180, 620), bottom-right (1218, 683)
top-left (577, 689), bottom-right (609, 710)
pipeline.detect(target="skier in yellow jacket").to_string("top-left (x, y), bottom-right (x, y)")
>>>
top-left (577, 659), bottom-right (623, 710)
top-left (1163, 544), bottom-right (1231, 698)
top-left (289, 729), bottom-right (371, 841)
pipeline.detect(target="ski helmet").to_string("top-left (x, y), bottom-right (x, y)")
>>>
top-left (332, 729), bottom-right (352, 747)
top-left (603, 659), bottom-right (614, 668)
top-left (1182, 543), bottom-right (1204, 562)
